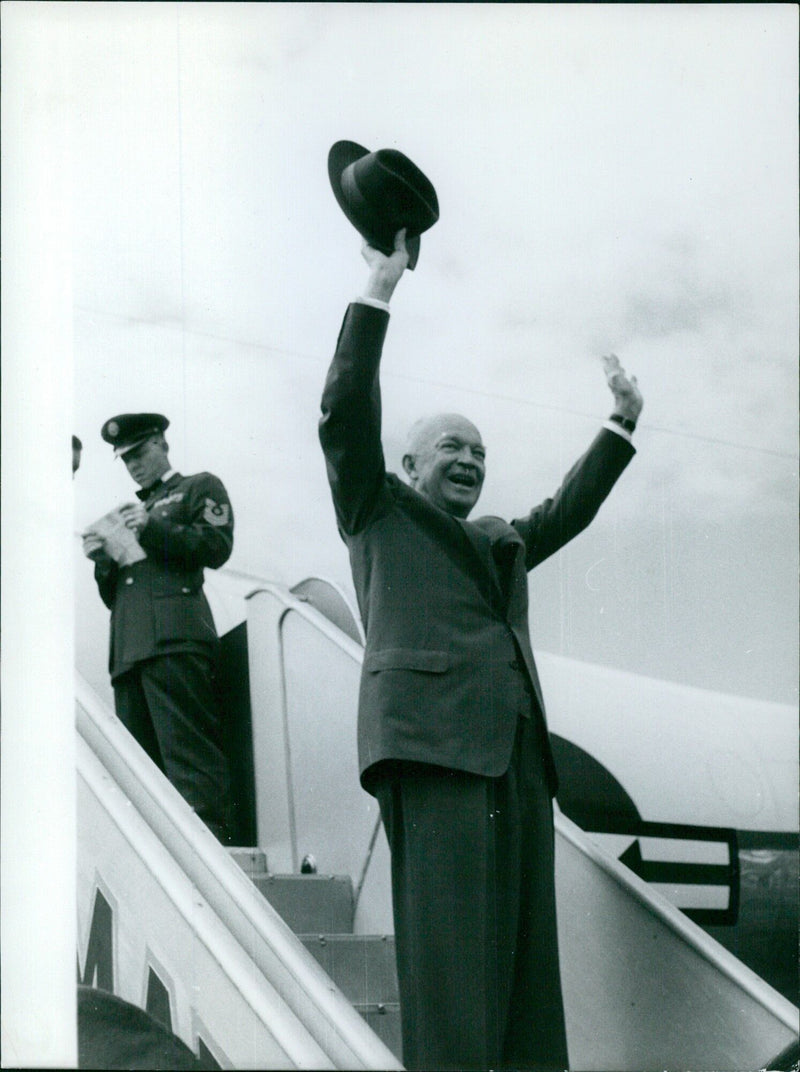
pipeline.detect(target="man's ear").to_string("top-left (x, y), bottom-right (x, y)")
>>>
top-left (402, 453), bottom-right (417, 483)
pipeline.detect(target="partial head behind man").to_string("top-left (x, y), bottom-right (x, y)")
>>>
top-left (402, 412), bottom-right (486, 519)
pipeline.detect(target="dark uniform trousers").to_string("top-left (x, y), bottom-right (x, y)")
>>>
top-left (113, 653), bottom-right (232, 843)
top-left (374, 712), bottom-right (569, 1072)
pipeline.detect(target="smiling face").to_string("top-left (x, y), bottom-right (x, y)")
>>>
top-left (121, 434), bottom-right (170, 489)
top-left (402, 413), bottom-right (486, 518)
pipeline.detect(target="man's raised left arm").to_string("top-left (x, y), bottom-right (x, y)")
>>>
top-left (513, 354), bottom-right (643, 570)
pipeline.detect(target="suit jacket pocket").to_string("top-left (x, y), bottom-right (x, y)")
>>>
top-left (364, 648), bottom-right (451, 673)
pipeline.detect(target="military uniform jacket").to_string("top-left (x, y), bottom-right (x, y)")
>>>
top-left (320, 303), bottom-right (635, 796)
top-left (94, 471), bottom-right (234, 680)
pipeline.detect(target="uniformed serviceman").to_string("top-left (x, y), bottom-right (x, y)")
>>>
top-left (82, 413), bottom-right (234, 843)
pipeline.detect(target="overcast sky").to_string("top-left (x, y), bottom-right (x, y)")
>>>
top-left (10, 2), bottom-right (799, 703)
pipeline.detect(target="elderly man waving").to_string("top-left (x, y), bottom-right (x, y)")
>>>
top-left (320, 144), bottom-right (642, 1072)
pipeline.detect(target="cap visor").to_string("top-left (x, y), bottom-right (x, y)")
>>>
top-left (114, 438), bottom-right (147, 458)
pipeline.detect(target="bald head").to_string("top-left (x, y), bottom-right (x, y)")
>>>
top-left (402, 413), bottom-right (486, 518)
top-left (405, 413), bottom-right (482, 455)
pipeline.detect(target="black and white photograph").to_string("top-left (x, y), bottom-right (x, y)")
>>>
top-left (2, 4), bottom-right (798, 1069)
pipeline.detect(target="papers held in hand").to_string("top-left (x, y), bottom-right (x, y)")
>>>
top-left (84, 507), bottom-right (147, 567)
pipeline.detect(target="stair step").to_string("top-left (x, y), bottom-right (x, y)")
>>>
top-left (228, 852), bottom-right (355, 937)
top-left (252, 874), bottom-right (355, 934)
top-left (228, 848), bottom-right (268, 875)
top-left (299, 934), bottom-right (398, 1005)
top-left (230, 852), bottom-right (402, 1059)
top-left (301, 937), bottom-right (402, 1060)
top-left (354, 1002), bottom-right (402, 1058)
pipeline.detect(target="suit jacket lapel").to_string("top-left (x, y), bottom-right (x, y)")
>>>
top-left (448, 520), bottom-right (497, 608)
top-left (394, 481), bottom-right (504, 610)
top-left (470, 516), bottom-right (533, 624)
top-left (395, 480), bottom-right (527, 614)
top-left (457, 516), bottom-right (512, 612)
top-left (472, 516), bottom-right (547, 714)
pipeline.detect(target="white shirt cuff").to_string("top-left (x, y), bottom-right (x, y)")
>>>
top-left (603, 419), bottom-right (633, 444)
top-left (355, 296), bottom-right (391, 313)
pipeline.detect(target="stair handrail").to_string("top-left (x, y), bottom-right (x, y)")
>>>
top-left (555, 808), bottom-right (799, 1033)
top-left (75, 672), bottom-right (403, 1070)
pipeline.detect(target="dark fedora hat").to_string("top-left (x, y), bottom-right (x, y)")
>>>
top-left (328, 141), bottom-right (439, 270)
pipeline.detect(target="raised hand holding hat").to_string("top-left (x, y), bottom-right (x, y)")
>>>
top-left (328, 141), bottom-right (439, 270)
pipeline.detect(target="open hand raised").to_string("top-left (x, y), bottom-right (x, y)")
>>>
top-left (602, 353), bottom-right (643, 422)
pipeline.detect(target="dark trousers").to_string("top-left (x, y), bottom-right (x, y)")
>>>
top-left (374, 717), bottom-right (569, 1072)
top-left (113, 653), bottom-right (232, 843)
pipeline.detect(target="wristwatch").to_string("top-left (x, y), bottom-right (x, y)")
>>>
top-left (609, 414), bottom-right (636, 434)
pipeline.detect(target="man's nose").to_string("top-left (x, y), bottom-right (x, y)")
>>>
top-left (457, 447), bottom-right (481, 467)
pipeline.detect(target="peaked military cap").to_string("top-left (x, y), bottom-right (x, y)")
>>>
top-left (101, 413), bottom-right (169, 457)
top-left (328, 141), bottom-right (439, 271)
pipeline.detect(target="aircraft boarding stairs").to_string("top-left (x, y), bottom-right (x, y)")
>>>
top-left (76, 574), bottom-right (800, 1070)
top-left (231, 851), bottom-right (401, 1056)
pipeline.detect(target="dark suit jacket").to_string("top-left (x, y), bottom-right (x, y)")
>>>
top-left (93, 471), bottom-right (234, 681)
top-left (320, 303), bottom-right (635, 796)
